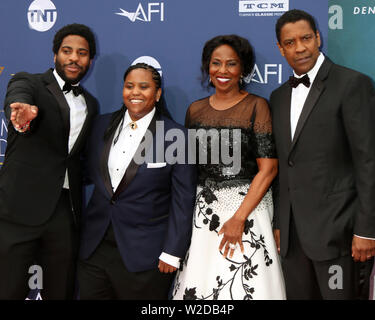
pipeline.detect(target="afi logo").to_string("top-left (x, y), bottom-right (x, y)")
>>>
top-left (246, 63), bottom-right (283, 84)
top-left (116, 2), bottom-right (164, 22)
top-left (27, 0), bottom-right (57, 32)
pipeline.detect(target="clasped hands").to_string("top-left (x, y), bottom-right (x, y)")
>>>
top-left (9, 102), bottom-right (38, 131)
top-left (218, 215), bottom-right (245, 259)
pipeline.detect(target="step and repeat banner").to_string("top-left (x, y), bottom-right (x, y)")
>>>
top-left (0, 0), bottom-right (326, 167)
top-left (1, 0), bottom-right (375, 301)
top-left (328, 0), bottom-right (375, 82)
top-left (327, 0), bottom-right (375, 300)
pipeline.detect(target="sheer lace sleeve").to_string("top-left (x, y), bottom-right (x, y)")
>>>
top-left (185, 94), bottom-right (275, 182)
top-left (252, 98), bottom-right (276, 158)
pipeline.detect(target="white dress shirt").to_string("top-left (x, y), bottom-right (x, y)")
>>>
top-left (53, 70), bottom-right (87, 189)
top-left (290, 52), bottom-right (324, 140)
top-left (108, 108), bottom-right (155, 190)
top-left (108, 108), bottom-right (181, 268)
top-left (289, 54), bottom-right (374, 241)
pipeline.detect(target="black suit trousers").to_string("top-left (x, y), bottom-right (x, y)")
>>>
top-left (78, 224), bottom-right (174, 300)
top-left (0, 189), bottom-right (78, 300)
top-left (281, 215), bottom-right (366, 300)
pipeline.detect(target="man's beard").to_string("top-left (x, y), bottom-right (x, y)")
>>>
top-left (55, 59), bottom-right (88, 85)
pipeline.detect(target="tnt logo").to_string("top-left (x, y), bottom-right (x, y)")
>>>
top-left (27, 0), bottom-right (57, 32)
top-left (131, 56), bottom-right (162, 77)
top-left (116, 2), bottom-right (164, 22)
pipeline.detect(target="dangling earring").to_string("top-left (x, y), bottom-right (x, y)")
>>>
top-left (209, 77), bottom-right (212, 84)
top-left (240, 75), bottom-right (244, 85)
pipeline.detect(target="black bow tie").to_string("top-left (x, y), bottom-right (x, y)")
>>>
top-left (289, 74), bottom-right (311, 88)
top-left (62, 83), bottom-right (84, 96)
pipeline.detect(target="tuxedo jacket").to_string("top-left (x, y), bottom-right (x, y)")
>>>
top-left (80, 112), bottom-right (197, 272)
top-left (270, 57), bottom-right (375, 261)
top-left (0, 69), bottom-right (98, 226)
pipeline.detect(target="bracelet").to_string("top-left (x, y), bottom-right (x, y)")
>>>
top-left (14, 120), bottom-right (31, 133)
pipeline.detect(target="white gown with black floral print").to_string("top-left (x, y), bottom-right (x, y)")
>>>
top-left (172, 95), bottom-right (286, 300)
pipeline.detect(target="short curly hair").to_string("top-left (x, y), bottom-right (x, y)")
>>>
top-left (201, 34), bottom-right (254, 90)
top-left (275, 9), bottom-right (317, 43)
top-left (53, 23), bottom-right (96, 59)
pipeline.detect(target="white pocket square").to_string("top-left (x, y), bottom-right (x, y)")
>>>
top-left (147, 162), bottom-right (167, 168)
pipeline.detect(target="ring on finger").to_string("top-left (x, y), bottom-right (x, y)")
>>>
top-left (229, 243), bottom-right (237, 250)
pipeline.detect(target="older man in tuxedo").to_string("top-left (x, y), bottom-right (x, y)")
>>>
top-left (0, 23), bottom-right (98, 299)
top-left (270, 9), bottom-right (375, 299)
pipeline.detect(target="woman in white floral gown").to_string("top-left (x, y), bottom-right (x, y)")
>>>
top-left (172, 35), bottom-right (286, 300)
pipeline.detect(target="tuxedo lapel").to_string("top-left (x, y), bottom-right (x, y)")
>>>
top-left (290, 58), bottom-right (332, 153)
top-left (112, 112), bottom-right (158, 200)
top-left (44, 70), bottom-right (70, 145)
top-left (279, 86), bottom-right (292, 154)
top-left (101, 121), bottom-right (116, 197)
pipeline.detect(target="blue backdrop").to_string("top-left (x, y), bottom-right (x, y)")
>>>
top-left (0, 0), bottom-right (328, 166)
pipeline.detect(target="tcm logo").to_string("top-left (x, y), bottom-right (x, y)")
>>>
top-left (239, 0), bottom-right (288, 16)
top-left (131, 56), bottom-right (162, 77)
top-left (27, 0), bottom-right (57, 32)
top-left (116, 2), bottom-right (164, 22)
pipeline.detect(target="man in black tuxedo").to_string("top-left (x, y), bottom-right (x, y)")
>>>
top-left (0, 24), bottom-right (98, 299)
top-left (270, 9), bottom-right (375, 299)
